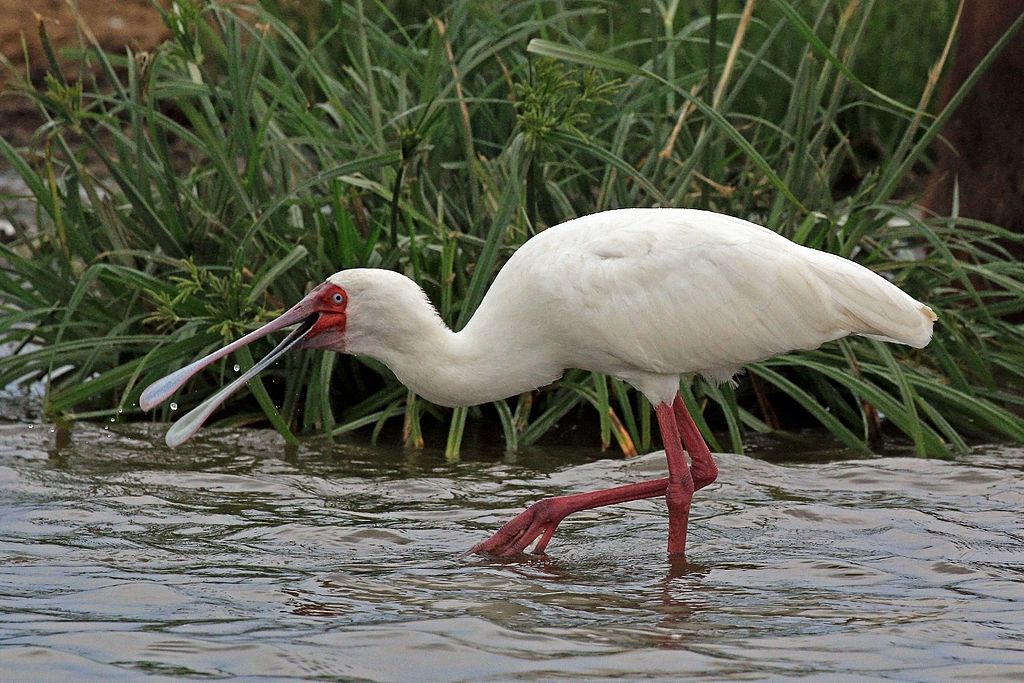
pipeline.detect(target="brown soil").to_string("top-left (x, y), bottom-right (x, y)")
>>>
top-left (0, 0), bottom-right (170, 144)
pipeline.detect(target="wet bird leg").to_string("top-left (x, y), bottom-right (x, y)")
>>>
top-left (470, 477), bottom-right (671, 556)
top-left (471, 393), bottom-right (717, 557)
top-left (673, 393), bottom-right (719, 490)
top-left (656, 400), bottom-right (695, 555)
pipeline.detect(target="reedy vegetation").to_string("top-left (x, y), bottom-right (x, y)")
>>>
top-left (1, 0), bottom-right (1022, 457)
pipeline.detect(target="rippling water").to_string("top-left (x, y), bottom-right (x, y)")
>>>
top-left (1, 422), bottom-right (1022, 681)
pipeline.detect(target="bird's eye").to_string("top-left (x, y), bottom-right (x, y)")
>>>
top-left (332, 292), bottom-right (345, 305)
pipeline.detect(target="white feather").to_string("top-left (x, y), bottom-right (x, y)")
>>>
top-left (329, 208), bottom-right (935, 407)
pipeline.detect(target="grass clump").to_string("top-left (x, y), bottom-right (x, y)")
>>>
top-left (1, 0), bottom-right (1022, 457)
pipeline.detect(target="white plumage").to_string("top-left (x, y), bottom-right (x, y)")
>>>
top-left (141, 207), bottom-right (936, 558)
top-left (329, 208), bottom-right (935, 407)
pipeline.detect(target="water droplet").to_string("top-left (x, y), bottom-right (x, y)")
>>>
top-left (170, 402), bottom-right (178, 411)
top-left (117, 408), bottom-right (123, 414)
top-left (233, 364), bottom-right (240, 372)
top-left (109, 417), bottom-right (116, 423)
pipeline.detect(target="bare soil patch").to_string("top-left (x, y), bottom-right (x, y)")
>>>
top-left (0, 0), bottom-right (169, 144)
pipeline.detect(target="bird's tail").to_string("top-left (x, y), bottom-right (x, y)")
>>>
top-left (812, 251), bottom-right (936, 348)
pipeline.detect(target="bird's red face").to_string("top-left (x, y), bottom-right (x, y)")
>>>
top-left (300, 283), bottom-right (349, 351)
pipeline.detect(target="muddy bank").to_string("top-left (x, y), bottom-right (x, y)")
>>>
top-left (0, 0), bottom-right (169, 145)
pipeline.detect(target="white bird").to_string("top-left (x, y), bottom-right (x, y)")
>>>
top-left (140, 208), bottom-right (936, 558)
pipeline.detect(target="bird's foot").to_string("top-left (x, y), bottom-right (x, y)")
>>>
top-left (470, 497), bottom-right (568, 556)
top-left (470, 477), bottom-right (672, 557)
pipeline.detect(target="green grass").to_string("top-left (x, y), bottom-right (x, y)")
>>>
top-left (1, 0), bottom-right (1022, 457)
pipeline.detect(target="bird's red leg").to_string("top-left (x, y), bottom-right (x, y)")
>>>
top-left (672, 393), bottom-right (719, 490)
top-left (471, 477), bottom-right (670, 556)
top-left (655, 401), bottom-right (695, 556)
top-left (471, 398), bottom-right (711, 558)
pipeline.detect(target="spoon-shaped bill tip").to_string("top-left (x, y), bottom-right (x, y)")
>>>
top-left (139, 364), bottom-right (197, 412)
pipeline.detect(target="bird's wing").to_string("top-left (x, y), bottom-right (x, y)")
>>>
top-left (515, 210), bottom-right (842, 380)
top-left (475, 208), bottom-right (931, 393)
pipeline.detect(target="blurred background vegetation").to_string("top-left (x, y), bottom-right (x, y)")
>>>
top-left (1, 0), bottom-right (1022, 458)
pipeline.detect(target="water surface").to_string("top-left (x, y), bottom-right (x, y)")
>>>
top-left (1, 422), bottom-right (1022, 680)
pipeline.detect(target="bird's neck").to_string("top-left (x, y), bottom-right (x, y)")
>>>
top-left (349, 305), bottom-right (562, 408)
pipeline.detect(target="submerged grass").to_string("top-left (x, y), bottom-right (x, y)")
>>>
top-left (1, 0), bottom-right (1022, 456)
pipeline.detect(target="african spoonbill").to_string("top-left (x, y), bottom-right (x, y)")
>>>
top-left (140, 208), bottom-right (936, 557)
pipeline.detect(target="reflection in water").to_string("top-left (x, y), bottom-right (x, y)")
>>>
top-left (654, 556), bottom-right (712, 641)
top-left (0, 421), bottom-right (1022, 680)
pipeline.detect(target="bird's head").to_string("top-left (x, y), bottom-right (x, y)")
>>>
top-left (139, 268), bottom-right (438, 447)
top-left (291, 280), bottom-right (349, 352)
top-left (303, 269), bottom-right (442, 355)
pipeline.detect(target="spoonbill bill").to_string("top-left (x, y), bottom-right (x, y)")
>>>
top-left (140, 208), bottom-right (936, 557)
